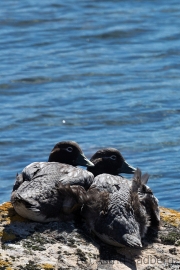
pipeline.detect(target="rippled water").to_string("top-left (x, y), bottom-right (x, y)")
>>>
top-left (1, 1), bottom-right (180, 210)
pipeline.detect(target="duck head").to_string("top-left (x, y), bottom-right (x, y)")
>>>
top-left (48, 141), bottom-right (94, 167)
top-left (87, 148), bottom-right (136, 177)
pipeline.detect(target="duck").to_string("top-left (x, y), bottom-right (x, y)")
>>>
top-left (87, 147), bottom-right (136, 177)
top-left (11, 141), bottom-right (94, 222)
top-left (81, 149), bottom-right (159, 248)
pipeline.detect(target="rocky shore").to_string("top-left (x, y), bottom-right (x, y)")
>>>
top-left (0, 202), bottom-right (180, 270)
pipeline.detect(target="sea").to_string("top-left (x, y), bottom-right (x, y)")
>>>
top-left (1, 0), bottom-right (180, 210)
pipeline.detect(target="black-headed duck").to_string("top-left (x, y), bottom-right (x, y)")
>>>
top-left (11, 141), bottom-right (94, 222)
top-left (82, 148), bottom-right (159, 248)
top-left (87, 147), bottom-right (135, 177)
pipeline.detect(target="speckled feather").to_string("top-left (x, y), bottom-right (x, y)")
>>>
top-left (89, 173), bottom-right (130, 193)
top-left (11, 162), bottom-right (93, 220)
top-left (82, 168), bottom-right (159, 248)
top-left (99, 191), bottom-right (142, 246)
top-left (11, 141), bottom-right (94, 222)
top-left (82, 174), bottom-right (142, 247)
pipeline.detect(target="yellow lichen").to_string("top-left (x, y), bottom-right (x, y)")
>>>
top-left (0, 202), bottom-right (30, 243)
top-left (160, 207), bottom-right (180, 227)
top-left (0, 202), bottom-right (12, 212)
top-left (0, 259), bottom-right (12, 270)
top-left (0, 202), bottom-right (28, 224)
top-left (41, 263), bottom-right (55, 270)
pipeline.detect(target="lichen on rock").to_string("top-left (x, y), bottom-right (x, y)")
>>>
top-left (160, 207), bottom-right (180, 227)
top-left (0, 202), bottom-right (180, 270)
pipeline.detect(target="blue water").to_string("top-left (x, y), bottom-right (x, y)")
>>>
top-left (1, 1), bottom-right (180, 210)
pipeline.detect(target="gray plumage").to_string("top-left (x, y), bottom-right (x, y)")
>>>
top-left (82, 168), bottom-right (159, 248)
top-left (11, 141), bottom-right (94, 222)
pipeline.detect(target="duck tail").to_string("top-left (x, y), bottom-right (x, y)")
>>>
top-left (122, 234), bottom-right (142, 248)
top-left (133, 169), bottom-right (160, 229)
top-left (131, 168), bottom-right (150, 237)
top-left (131, 168), bottom-right (143, 206)
top-left (131, 168), bottom-right (149, 192)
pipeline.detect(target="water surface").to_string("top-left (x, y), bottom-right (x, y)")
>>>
top-left (1, 0), bottom-right (180, 210)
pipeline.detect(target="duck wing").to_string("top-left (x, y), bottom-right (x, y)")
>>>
top-left (12, 162), bottom-right (48, 192)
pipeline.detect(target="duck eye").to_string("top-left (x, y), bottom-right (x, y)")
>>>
top-left (66, 147), bottom-right (73, 152)
top-left (110, 155), bottom-right (116, 160)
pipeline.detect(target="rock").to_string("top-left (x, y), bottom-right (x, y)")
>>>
top-left (175, 240), bottom-right (180, 246)
top-left (0, 202), bottom-right (180, 270)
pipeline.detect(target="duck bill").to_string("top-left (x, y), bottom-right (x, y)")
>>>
top-left (118, 161), bottom-right (136, 174)
top-left (76, 153), bottom-right (94, 167)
